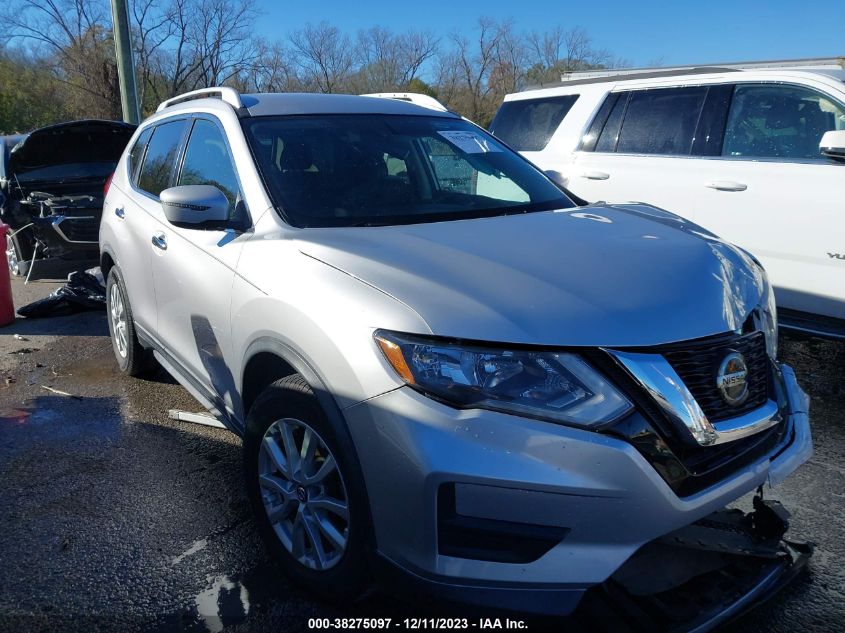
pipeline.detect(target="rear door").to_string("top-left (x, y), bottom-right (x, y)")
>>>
top-left (117, 123), bottom-right (187, 335)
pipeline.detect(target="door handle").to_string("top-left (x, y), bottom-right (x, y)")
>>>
top-left (114, 206), bottom-right (125, 219)
top-left (705, 180), bottom-right (747, 192)
top-left (580, 170), bottom-right (610, 180)
top-left (151, 233), bottom-right (167, 251)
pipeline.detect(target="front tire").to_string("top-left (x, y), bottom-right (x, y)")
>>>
top-left (244, 375), bottom-right (371, 601)
top-left (6, 232), bottom-right (33, 277)
top-left (106, 267), bottom-right (154, 376)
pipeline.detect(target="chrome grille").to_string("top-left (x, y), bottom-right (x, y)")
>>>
top-left (662, 331), bottom-right (769, 422)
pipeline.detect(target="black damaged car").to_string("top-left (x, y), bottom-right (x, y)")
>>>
top-left (1, 120), bottom-right (135, 276)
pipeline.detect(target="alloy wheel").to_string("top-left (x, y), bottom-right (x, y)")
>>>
top-left (6, 246), bottom-right (19, 276)
top-left (109, 283), bottom-right (128, 358)
top-left (258, 418), bottom-right (350, 571)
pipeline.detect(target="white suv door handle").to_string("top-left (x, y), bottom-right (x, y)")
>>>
top-left (580, 170), bottom-right (610, 180)
top-left (151, 233), bottom-right (167, 251)
top-left (705, 180), bottom-right (747, 192)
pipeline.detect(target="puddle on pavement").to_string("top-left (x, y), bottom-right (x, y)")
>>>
top-left (177, 564), bottom-right (291, 632)
top-left (0, 395), bottom-right (122, 445)
top-left (60, 354), bottom-right (119, 381)
top-left (193, 575), bottom-right (251, 633)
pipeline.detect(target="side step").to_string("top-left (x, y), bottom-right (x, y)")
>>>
top-left (168, 409), bottom-right (227, 429)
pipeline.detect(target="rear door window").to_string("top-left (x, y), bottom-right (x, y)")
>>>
top-left (722, 84), bottom-right (845, 160)
top-left (137, 120), bottom-right (189, 197)
top-left (489, 95), bottom-right (579, 151)
top-left (615, 86), bottom-right (708, 155)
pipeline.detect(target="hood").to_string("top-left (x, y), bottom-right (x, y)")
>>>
top-left (296, 204), bottom-right (767, 348)
top-left (8, 120), bottom-right (136, 177)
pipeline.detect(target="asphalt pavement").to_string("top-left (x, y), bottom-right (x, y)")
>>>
top-left (0, 267), bottom-right (842, 632)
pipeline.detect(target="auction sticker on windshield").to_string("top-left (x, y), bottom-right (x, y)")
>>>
top-left (438, 130), bottom-right (502, 153)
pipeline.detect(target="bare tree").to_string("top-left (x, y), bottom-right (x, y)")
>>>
top-left (436, 17), bottom-right (516, 125)
top-left (131, 0), bottom-right (259, 110)
top-left (1, 7), bottom-right (627, 126)
top-left (526, 25), bottom-right (618, 85)
top-left (2, 0), bottom-right (121, 117)
top-left (353, 26), bottom-right (438, 93)
top-left (192, 0), bottom-right (259, 87)
top-left (489, 19), bottom-right (526, 97)
top-left (238, 41), bottom-right (300, 93)
top-left (131, 0), bottom-right (174, 110)
top-left (289, 22), bottom-right (354, 93)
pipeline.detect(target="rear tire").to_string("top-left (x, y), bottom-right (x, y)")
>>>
top-left (244, 375), bottom-right (371, 602)
top-left (106, 267), bottom-right (155, 376)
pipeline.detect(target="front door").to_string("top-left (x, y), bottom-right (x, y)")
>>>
top-left (686, 83), bottom-right (845, 320)
top-left (148, 117), bottom-right (250, 416)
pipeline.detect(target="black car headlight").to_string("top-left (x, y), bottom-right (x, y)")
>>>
top-left (375, 330), bottom-right (632, 427)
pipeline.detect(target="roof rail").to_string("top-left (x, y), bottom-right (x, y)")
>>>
top-left (557, 57), bottom-right (845, 84)
top-left (362, 92), bottom-right (449, 112)
top-left (156, 87), bottom-right (244, 113)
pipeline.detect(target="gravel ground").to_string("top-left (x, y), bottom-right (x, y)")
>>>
top-left (0, 270), bottom-right (842, 632)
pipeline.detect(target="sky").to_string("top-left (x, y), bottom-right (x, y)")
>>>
top-left (258, 0), bottom-right (843, 70)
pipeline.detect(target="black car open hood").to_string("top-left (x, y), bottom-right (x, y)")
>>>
top-left (8, 120), bottom-right (136, 177)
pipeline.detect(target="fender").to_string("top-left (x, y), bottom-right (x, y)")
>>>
top-left (241, 336), bottom-right (347, 434)
top-left (240, 336), bottom-right (379, 552)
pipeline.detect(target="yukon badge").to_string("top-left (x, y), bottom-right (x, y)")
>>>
top-left (829, 252), bottom-right (845, 260)
top-left (716, 352), bottom-right (749, 406)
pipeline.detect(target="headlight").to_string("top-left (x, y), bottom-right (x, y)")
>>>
top-left (762, 276), bottom-right (778, 359)
top-left (374, 330), bottom-right (632, 427)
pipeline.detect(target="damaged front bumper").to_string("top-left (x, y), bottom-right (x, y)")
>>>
top-left (358, 362), bottom-right (812, 627)
top-left (588, 497), bottom-right (812, 632)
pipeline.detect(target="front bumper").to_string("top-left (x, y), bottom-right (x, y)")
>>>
top-left (344, 363), bottom-right (812, 616)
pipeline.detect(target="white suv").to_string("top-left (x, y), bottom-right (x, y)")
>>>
top-left (491, 59), bottom-right (845, 339)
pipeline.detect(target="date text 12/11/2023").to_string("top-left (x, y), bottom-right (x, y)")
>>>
top-left (307, 618), bottom-right (529, 630)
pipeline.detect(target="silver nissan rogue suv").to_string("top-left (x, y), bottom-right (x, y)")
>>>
top-left (100, 87), bottom-right (813, 627)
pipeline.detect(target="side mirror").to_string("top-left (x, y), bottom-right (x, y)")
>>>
top-left (160, 185), bottom-right (230, 226)
top-left (544, 169), bottom-right (568, 188)
top-left (820, 130), bottom-right (845, 161)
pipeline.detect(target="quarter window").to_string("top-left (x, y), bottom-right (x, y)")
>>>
top-left (723, 84), bottom-right (845, 160)
top-left (177, 119), bottom-right (242, 218)
top-left (137, 120), bottom-right (188, 197)
top-left (489, 95), bottom-right (579, 151)
top-left (615, 87), bottom-right (708, 155)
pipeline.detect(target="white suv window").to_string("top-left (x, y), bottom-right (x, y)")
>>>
top-left (489, 95), bottom-right (579, 151)
top-left (723, 84), bottom-right (845, 160)
top-left (615, 87), bottom-right (708, 155)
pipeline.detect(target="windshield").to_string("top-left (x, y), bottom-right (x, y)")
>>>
top-left (242, 114), bottom-right (573, 227)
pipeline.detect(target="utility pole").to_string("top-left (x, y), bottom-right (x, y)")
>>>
top-left (111, 0), bottom-right (141, 124)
